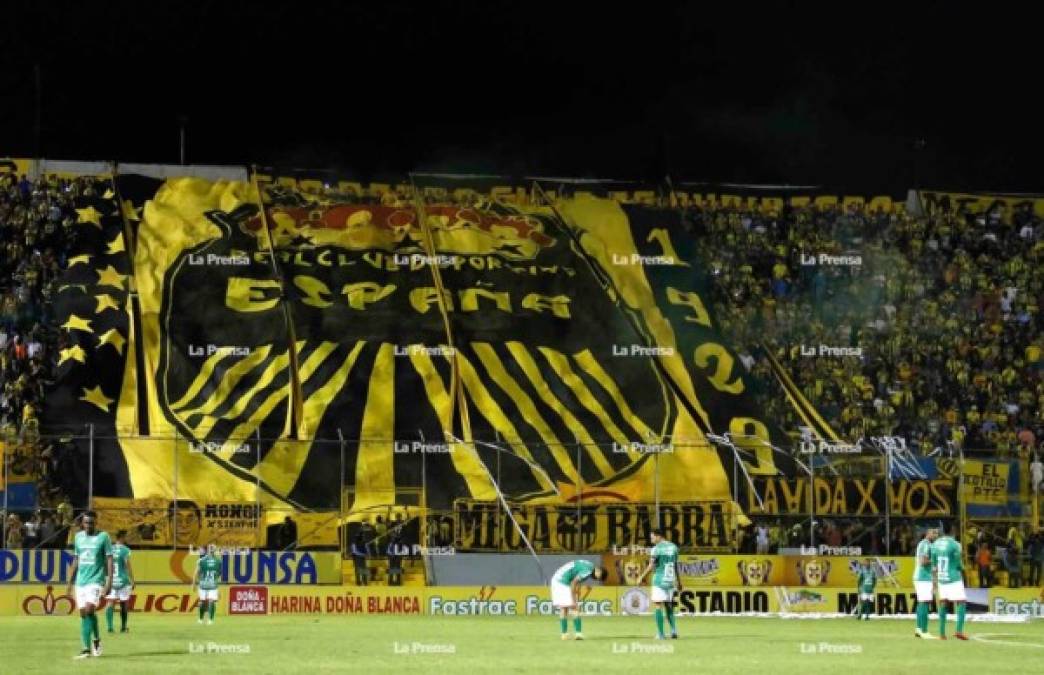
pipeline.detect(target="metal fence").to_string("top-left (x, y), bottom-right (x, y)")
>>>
top-left (2, 428), bottom-right (1035, 558)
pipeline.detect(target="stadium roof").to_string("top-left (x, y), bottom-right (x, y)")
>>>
top-left (1, 2), bottom-right (1039, 191)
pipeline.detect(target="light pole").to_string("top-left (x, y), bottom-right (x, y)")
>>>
top-left (178, 114), bottom-right (188, 165)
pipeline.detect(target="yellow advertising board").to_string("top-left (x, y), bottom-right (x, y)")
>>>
top-left (235, 585), bottom-right (425, 616)
top-left (424, 585), bottom-right (618, 617)
top-left (93, 498), bottom-right (263, 547)
top-left (2, 584), bottom-right (1039, 617)
top-left (960, 460), bottom-right (1010, 504)
top-left (987, 588), bottom-right (1044, 617)
top-left (604, 553), bottom-right (916, 588)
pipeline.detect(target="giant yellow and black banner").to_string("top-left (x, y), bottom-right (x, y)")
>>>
top-left (42, 171), bottom-right (824, 521)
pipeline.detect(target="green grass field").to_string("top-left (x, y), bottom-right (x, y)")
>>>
top-left (4, 614), bottom-right (1042, 674)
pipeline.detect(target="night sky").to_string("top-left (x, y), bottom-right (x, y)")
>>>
top-left (1, 1), bottom-right (1040, 191)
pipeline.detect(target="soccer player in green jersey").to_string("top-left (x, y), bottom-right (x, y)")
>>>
top-left (856, 559), bottom-right (876, 620)
top-left (913, 527), bottom-right (938, 638)
top-left (638, 528), bottom-right (683, 640)
top-left (104, 530), bottom-right (135, 633)
top-left (65, 511), bottom-right (113, 659)
top-left (549, 559), bottom-right (607, 640)
top-left (192, 543), bottom-right (223, 625)
top-left (931, 522), bottom-right (968, 640)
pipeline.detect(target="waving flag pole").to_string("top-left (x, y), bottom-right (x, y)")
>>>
top-left (447, 432), bottom-right (550, 584)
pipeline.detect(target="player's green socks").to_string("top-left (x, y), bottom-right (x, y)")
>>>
top-left (938, 602), bottom-right (948, 637)
top-left (89, 613), bottom-right (100, 640)
top-left (120, 604), bottom-right (128, 630)
top-left (573, 615), bottom-right (582, 633)
top-left (198, 602), bottom-right (206, 620)
top-left (654, 607), bottom-right (665, 637)
top-left (916, 602), bottom-right (928, 632)
top-left (80, 616), bottom-right (92, 649)
top-left (105, 605), bottom-right (115, 631)
top-left (956, 603), bottom-right (966, 633)
top-left (665, 603), bottom-right (677, 633)
top-left (560, 617), bottom-right (568, 634)
top-left (209, 601), bottom-right (216, 621)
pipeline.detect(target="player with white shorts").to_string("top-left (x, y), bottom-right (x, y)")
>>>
top-left (105, 586), bottom-right (131, 602)
top-left (549, 560), bottom-right (607, 640)
top-left (77, 584), bottom-right (104, 609)
top-left (912, 527), bottom-right (938, 638)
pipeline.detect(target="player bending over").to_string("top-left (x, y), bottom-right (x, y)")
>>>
top-left (65, 511), bottom-right (113, 659)
top-left (105, 530), bottom-right (135, 633)
top-left (913, 527), bottom-right (938, 638)
top-left (932, 523), bottom-right (968, 640)
top-left (550, 559), bottom-right (607, 640)
top-left (638, 528), bottom-right (683, 640)
top-left (192, 543), bottom-right (223, 625)
top-left (856, 558), bottom-right (876, 620)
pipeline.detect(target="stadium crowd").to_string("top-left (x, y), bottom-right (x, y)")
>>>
top-left (0, 171), bottom-right (107, 548)
top-left (691, 196), bottom-right (1042, 567)
top-left (691, 198), bottom-right (1043, 459)
top-left (2, 176), bottom-right (1041, 564)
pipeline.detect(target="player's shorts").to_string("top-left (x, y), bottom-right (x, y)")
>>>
top-left (651, 585), bottom-right (675, 603)
top-left (551, 582), bottom-right (575, 609)
top-left (198, 588), bottom-right (219, 602)
top-left (106, 586), bottom-right (132, 602)
top-left (859, 592), bottom-right (874, 602)
top-left (75, 584), bottom-right (103, 609)
top-left (914, 580), bottom-right (934, 602)
top-left (938, 581), bottom-right (966, 602)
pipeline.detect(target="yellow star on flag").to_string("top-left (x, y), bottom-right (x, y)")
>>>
top-left (121, 200), bottom-right (142, 222)
top-left (80, 386), bottom-right (114, 412)
top-left (94, 294), bottom-right (121, 313)
top-left (61, 314), bottom-right (94, 333)
top-left (106, 234), bottom-right (125, 255)
top-left (96, 265), bottom-right (126, 290)
top-left (75, 205), bottom-right (104, 228)
top-left (58, 345), bottom-right (87, 366)
top-left (97, 328), bottom-right (126, 355)
top-left (67, 254), bottom-right (93, 268)
top-left (102, 188), bottom-right (115, 199)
